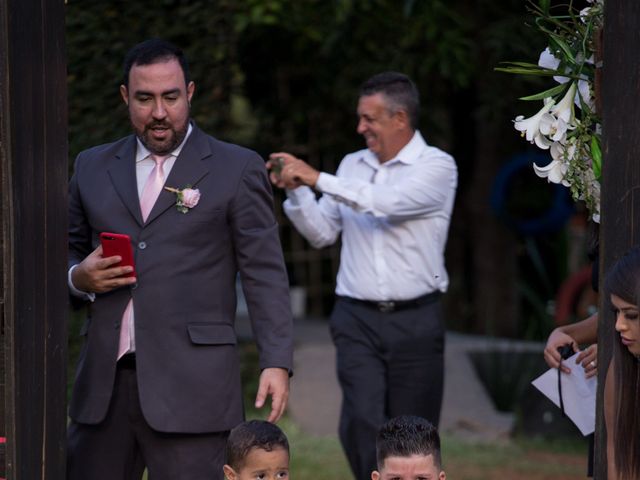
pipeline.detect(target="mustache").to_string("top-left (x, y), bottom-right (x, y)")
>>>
top-left (145, 121), bottom-right (172, 130)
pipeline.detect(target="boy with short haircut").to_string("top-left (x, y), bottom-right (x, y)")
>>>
top-left (372, 415), bottom-right (446, 480)
top-left (223, 420), bottom-right (290, 480)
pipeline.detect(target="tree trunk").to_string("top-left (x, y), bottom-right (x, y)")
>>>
top-left (594, 1), bottom-right (640, 477)
top-left (0, 0), bottom-right (68, 477)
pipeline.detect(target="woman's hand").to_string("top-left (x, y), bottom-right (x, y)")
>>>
top-left (544, 328), bottom-right (578, 373)
top-left (576, 343), bottom-right (598, 378)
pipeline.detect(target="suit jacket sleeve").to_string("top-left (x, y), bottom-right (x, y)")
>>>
top-left (68, 153), bottom-right (95, 308)
top-left (230, 154), bottom-right (294, 373)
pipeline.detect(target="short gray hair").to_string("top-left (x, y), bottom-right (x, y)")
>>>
top-left (359, 72), bottom-right (420, 129)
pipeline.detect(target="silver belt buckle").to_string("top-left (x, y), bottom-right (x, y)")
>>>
top-left (377, 301), bottom-right (395, 313)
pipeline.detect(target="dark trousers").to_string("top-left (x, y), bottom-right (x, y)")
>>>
top-left (67, 358), bottom-right (228, 480)
top-left (329, 296), bottom-right (445, 480)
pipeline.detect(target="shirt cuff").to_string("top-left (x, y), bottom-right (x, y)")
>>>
top-left (314, 172), bottom-right (340, 195)
top-left (68, 264), bottom-right (95, 302)
top-left (284, 185), bottom-right (315, 207)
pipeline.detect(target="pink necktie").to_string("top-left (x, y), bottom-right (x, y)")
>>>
top-left (117, 154), bottom-right (168, 360)
top-left (140, 154), bottom-right (168, 222)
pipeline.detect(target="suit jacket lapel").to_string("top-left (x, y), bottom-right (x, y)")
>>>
top-left (144, 125), bottom-right (211, 225)
top-left (108, 136), bottom-right (144, 227)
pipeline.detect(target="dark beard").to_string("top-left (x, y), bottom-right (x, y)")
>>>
top-left (135, 119), bottom-right (189, 155)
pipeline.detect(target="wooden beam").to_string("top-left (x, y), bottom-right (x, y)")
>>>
top-left (595, 0), bottom-right (640, 477)
top-left (0, 0), bottom-right (68, 477)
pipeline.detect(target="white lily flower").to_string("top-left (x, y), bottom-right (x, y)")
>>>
top-left (576, 79), bottom-right (594, 110)
top-left (534, 132), bottom-right (553, 149)
top-left (539, 113), bottom-right (569, 142)
top-left (533, 159), bottom-right (570, 186)
top-left (550, 139), bottom-right (577, 162)
top-left (551, 83), bottom-right (577, 123)
top-left (538, 48), bottom-right (568, 84)
top-left (514, 100), bottom-right (555, 143)
top-left (538, 50), bottom-right (595, 110)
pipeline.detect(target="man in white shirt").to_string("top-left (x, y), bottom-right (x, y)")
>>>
top-left (267, 72), bottom-right (457, 480)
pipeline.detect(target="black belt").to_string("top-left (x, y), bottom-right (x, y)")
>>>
top-left (338, 291), bottom-right (441, 313)
top-left (117, 353), bottom-right (136, 370)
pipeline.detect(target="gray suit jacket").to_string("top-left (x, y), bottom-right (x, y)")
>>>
top-left (68, 124), bottom-right (293, 433)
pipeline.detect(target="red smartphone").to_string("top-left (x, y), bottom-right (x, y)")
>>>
top-left (99, 232), bottom-right (136, 278)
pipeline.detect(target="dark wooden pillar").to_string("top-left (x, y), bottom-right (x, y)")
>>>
top-left (595, 1), bottom-right (640, 478)
top-left (0, 0), bottom-right (68, 478)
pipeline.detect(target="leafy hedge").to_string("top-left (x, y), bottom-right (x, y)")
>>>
top-left (66, 0), bottom-right (494, 164)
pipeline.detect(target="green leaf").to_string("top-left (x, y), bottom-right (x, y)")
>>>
top-left (499, 61), bottom-right (549, 69)
top-left (539, 0), bottom-right (550, 14)
top-left (519, 83), bottom-right (567, 101)
top-left (591, 136), bottom-right (602, 180)
top-left (547, 35), bottom-right (576, 64)
top-left (494, 66), bottom-right (569, 77)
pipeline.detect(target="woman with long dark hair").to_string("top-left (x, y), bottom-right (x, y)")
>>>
top-left (604, 246), bottom-right (640, 479)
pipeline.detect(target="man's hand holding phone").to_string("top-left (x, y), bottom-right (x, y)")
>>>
top-left (72, 242), bottom-right (136, 294)
top-left (266, 152), bottom-right (320, 189)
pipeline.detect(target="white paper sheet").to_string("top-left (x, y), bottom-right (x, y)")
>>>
top-left (531, 351), bottom-right (597, 436)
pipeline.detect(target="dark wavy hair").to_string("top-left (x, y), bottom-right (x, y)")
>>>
top-left (604, 245), bottom-right (640, 479)
top-left (122, 38), bottom-right (190, 88)
top-left (225, 420), bottom-right (289, 470)
top-left (376, 415), bottom-right (442, 470)
top-left (359, 72), bottom-right (420, 130)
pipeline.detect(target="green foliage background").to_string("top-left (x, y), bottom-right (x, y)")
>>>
top-left (67, 0), bottom-right (532, 161)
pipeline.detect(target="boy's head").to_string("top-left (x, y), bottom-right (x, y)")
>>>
top-left (223, 420), bottom-right (290, 480)
top-left (372, 415), bottom-right (445, 480)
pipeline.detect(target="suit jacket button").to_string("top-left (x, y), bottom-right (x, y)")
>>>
top-left (114, 322), bottom-right (120, 329)
top-left (138, 241), bottom-right (147, 249)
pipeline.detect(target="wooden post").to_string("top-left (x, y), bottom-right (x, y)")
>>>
top-left (594, 0), bottom-right (640, 478)
top-left (0, 0), bottom-right (68, 478)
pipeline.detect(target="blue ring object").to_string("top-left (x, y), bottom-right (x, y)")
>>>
top-left (490, 152), bottom-right (574, 235)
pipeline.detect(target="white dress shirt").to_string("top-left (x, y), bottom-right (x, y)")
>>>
top-left (68, 124), bottom-right (193, 352)
top-left (284, 130), bottom-right (457, 301)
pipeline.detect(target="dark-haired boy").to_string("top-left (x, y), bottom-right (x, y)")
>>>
top-left (372, 415), bottom-right (446, 480)
top-left (223, 420), bottom-right (290, 480)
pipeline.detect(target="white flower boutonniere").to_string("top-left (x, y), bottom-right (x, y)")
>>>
top-left (164, 185), bottom-right (201, 213)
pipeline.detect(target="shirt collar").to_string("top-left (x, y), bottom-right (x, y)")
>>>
top-left (359, 130), bottom-right (427, 168)
top-left (135, 122), bottom-right (193, 163)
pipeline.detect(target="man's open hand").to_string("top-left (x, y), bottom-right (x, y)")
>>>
top-left (255, 367), bottom-right (290, 423)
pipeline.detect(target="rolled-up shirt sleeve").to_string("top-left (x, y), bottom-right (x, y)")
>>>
top-left (314, 156), bottom-right (456, 220)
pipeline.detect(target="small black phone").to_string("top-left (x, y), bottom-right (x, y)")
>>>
top-left (557, 343), bottom-right (574, 360)
top-left (270, 156), bottom-right (285, 175)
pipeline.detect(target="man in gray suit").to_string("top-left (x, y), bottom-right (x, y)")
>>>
top-left (67, 39), bottom-right (293, 480)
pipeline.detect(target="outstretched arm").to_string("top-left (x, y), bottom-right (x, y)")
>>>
top-left (267, 152), bottom-right (343, 249)
top-left (268, 150), bottom-right (457, 221)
